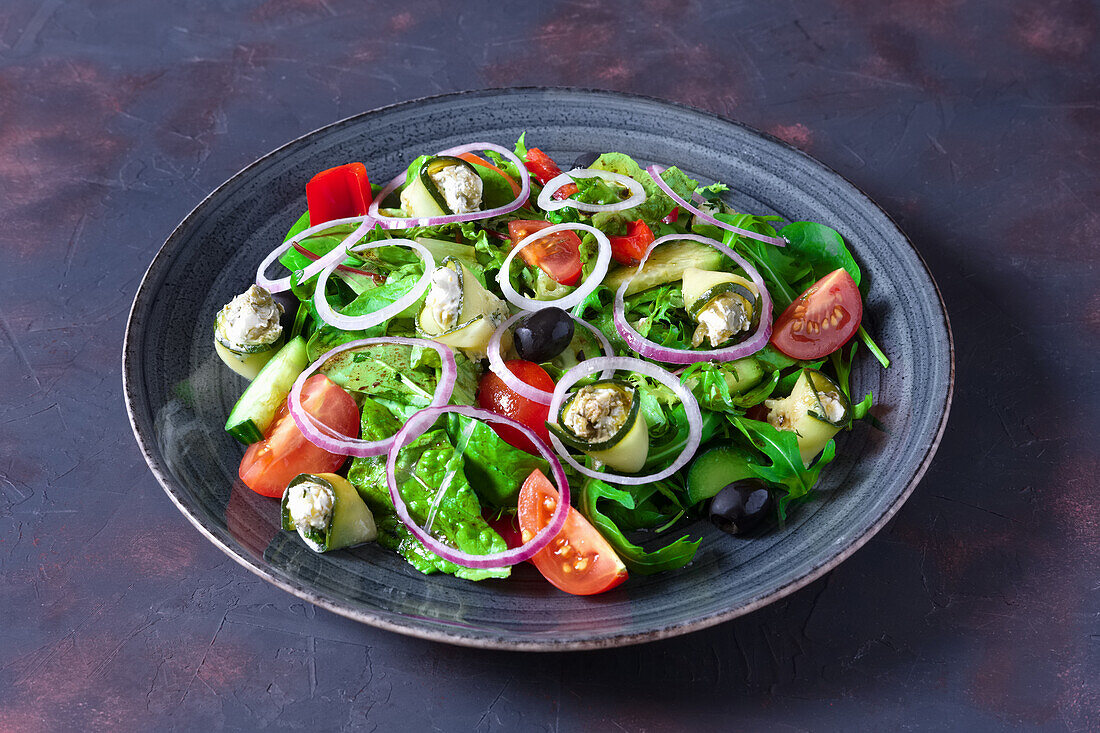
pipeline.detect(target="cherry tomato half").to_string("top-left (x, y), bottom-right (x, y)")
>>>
top-left (608, 219), bottom-right (655, 267)
top-left (238, 374), bottom-right (360, 497)
top-left (518, 469), bottom-right (628, 596)
top-left (476, 359), bottom-right (554, 454)
top-left (770, 268), bottom-right (863, 360)
top-left (507, 219), bottom-right (583, 286)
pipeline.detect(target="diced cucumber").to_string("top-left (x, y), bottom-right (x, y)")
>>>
top-left (685, 443), bottom-right (760, 505)
top-left (225, 336), bottom-right (309, 444)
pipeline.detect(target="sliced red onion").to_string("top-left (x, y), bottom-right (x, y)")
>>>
top-left (536, 168), bottom-right (646, 213)
top-left (367, 143), bottom-right (530, 228)
top-left (287, 337), bottom-right (457, 457)
top-left (613, 233), bottom-right (773, 365)
top-left (313, 238), bottom-right (435, 331)
top-left (646, 165), bottom-right (787, 247)
top-left (256, 216), bottom-right (374, 294)
top-left (496, 223), bottom-right (611, 312)
top-left (547, 356), bottom-right (702, 485)
top-left (485, 311), bottom-right (615, 405)
top-left (386, 405), bottom-right (570, 568)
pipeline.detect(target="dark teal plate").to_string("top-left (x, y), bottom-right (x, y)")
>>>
top-left (123, 88), bottom-right (953, 650)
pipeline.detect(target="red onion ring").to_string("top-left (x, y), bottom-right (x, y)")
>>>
top-left (385, 405), bottom-right (570, 568)
top-left (547, 356), bottom-right (703, 485)
top-left (313, 238), bottom-right (435, 331)
top-left (496, 223), bottom-right (612, 312)
top-left (485, 311), bottom-right (615, 405)
top-left (367, 143), bottom-right (531, 228)
top-left (536, 169), bottom-right (646, 213)
top-left (291, 240), bottom-right (382, 282)
top-left (612, 233), bottom-right (773, 364)
top-left (646, 165), bottom-right (787, 247)
top-left (287, 337), bottom-right (457, 457)
top-left (256, 216), bottom-right (374, 294)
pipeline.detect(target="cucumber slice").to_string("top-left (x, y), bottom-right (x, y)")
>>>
top-left (225, 336), bottom-right (309, 444)
top-left (685, 443), bottom-right (760, 505)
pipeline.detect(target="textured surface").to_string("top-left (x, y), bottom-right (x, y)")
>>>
top-left (1, 0), bottom-right (1097, 729)
top-left (124, 88), bottom-right (951, 649)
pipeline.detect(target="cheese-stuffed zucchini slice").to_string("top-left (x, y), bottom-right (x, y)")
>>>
top-left (281, 473), bottom-right (377, 553)
top-left (548, 379), bottom-right (649, 473)
top-left (681, 267), bottom-right (760, 349)
top-left (417, 257), bottom-right (510, 358)
top-left (213, 284), bottom-right (285, 379)
top-left (400, 155), bottom-right (484, 217)
top-left (764, 369), bottom-right (851, 467)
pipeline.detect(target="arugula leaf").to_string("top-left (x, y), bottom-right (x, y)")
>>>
top-left (728, 416), bottom-right (836, 520)
top-left (579, 478), bottom-right (700, 574)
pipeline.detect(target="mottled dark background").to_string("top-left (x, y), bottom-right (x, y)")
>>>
top-left (1, 0), bottom-right (1097, 730)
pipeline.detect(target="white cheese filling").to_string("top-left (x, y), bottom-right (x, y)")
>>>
top-left (217, 285), bottom-right (283, 351)
top-left (425, 266), bottom-right (463, 330)
top-left (563, 386), bottom-right (631, 443)
top-left (287, 480), bottom-right (335, 532)
top-left (429, 164), bottom-right (483, 214)
top-left (692, 293), bottom-right (750, 348)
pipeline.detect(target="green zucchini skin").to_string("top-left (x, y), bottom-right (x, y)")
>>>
top-left (685, 443), bottom-right (760, 505)
top-left (549, 380), bottom-right (650, 473)
top-left (765, 369), bottom-right (851, 467)
top-left (281, 473), bottom-right (377, 552)
top-left (224, 336), bottom-right (309, 444)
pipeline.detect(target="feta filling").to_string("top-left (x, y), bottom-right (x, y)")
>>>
top-left (429, 164), bottom-right (483, 214)
top-left (816, 390), bottom-right (846, 423)
top-left (287, 480), bottom-right (335, 533)
top-left (562, 386), bottom-right (631, 443)
top-left (692, 293), bottom-right (750, 348)
top-left (425, 266), bottom-right (464, 330)
top-left (217, 285), bottom-right (283, 351)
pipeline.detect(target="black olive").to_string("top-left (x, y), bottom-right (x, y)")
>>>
top-left (513, 307), bottom-right (575, 364)
top-left (571, 152), bottom-right (601, 170)
top-left (709, 479), bottom-right (773, 536)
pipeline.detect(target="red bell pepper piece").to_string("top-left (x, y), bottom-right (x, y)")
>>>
top-left (608, 219), bottom-right (656, 267)
top-left (305, 163), bottom-right (373, 226)
top-left (524, 147), bottom-right (578, 200)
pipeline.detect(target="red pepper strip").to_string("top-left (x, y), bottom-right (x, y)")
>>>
top-left (661, 206), bottom-right (680, 224)
top-left (456, 152), bottom-right (522, 197)
top-left (608, 219), bottom-right (656, 267)
top-left (306, 163), bottom-right (373, 226)
top-left (290, 241), bottom-right (385, 285)
top-left (524, 147), bottom-right (578, 200)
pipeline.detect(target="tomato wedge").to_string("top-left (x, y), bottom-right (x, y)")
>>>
top-left (608, 219), bottom-right (655, 267)
top-left (770, 268), bottom-right (863, 360)
top-left (305, 163), bottom-right (372, 226)
top-left (507, 219), bottom-right (583, 286)
top-left (238, 375), bottom-right (360, 497)
top-left (476, 359), bottom-right (554, 454)
top-left (524, 147), bottom-right (578, 200)
top-left (518, 470), bottom-right (628, 596)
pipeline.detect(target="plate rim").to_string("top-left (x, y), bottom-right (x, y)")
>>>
top-left (123, 86), bottom-right (955, 651)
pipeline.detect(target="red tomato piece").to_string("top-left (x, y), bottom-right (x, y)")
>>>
top-left (518, 469), bottom-right (628, 596)
top-left (661, 206), bottom-right (680, 224)
top-left (507, 219), bottom-right (583, 286)
top-left (476, 359), bottom-right (554, 455)
top-left (524, 147), bottom-right (578, 200)
top-left (770, 268), bottom-right (863, 360)
top-left (238, 375), bottom-right (360, 498)
top-left (608, 219), bottom-right (655, 267)
top-left (306, 163), bottom-right (373, 226)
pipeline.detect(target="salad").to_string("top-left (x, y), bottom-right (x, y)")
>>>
top-left (213, 137), bottom-right (887, 595)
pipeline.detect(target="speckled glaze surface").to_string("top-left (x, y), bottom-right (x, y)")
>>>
top-left (124, 88), bottom-right (952, 650)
